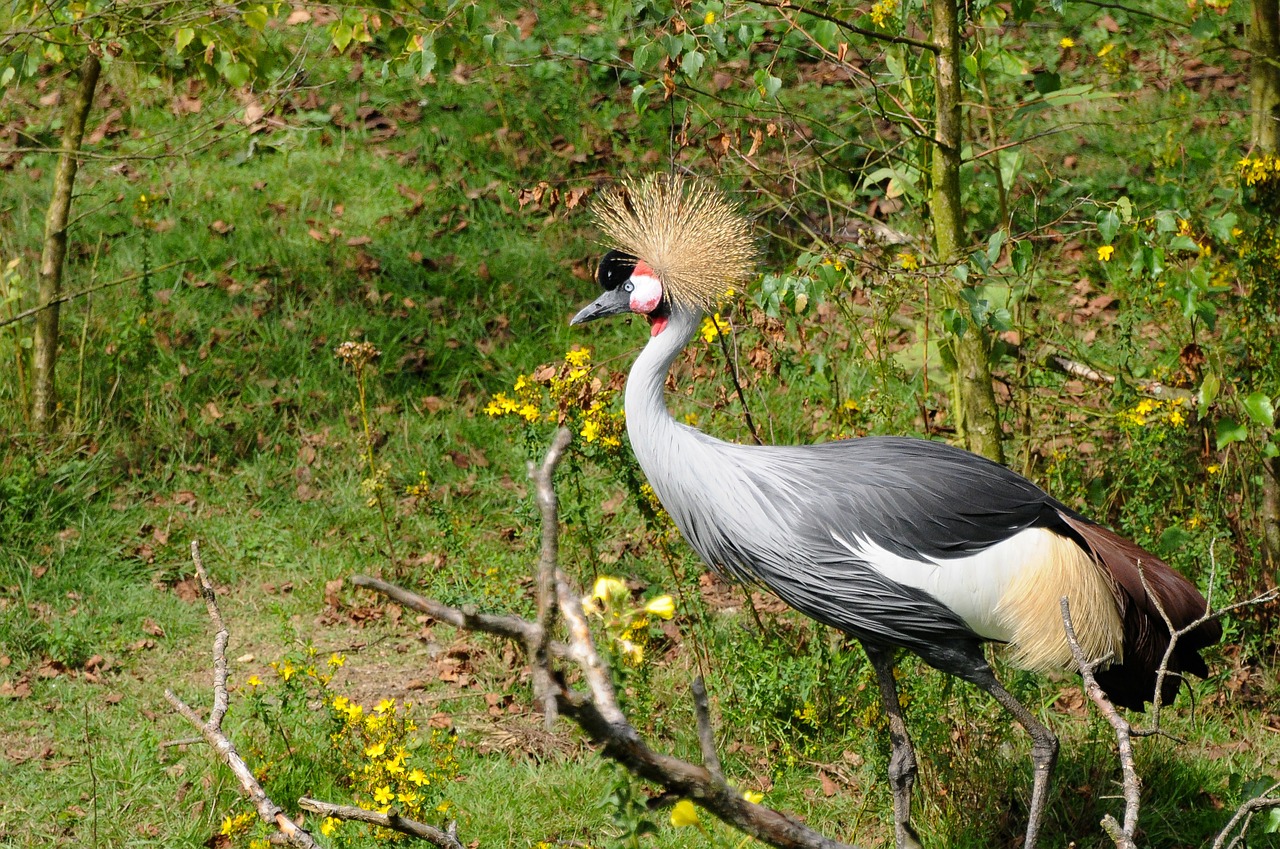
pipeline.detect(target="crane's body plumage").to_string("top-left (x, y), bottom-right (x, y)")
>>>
top-left (572, 174), bottom-right (1219, 849)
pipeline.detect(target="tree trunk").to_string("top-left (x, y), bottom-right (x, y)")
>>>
top-left (929, 0), bottom-right (1004, 464)
top-left (1250, 0), bottom-right (1280, 568)
top-left (32, 52), bottom-right (102, 432)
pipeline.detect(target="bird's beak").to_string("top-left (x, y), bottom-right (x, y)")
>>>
top-left (570, 287), bottom-right (632, 325)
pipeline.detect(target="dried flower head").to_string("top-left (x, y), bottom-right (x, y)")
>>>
top-left (334, 340), bottom-right (381, 369)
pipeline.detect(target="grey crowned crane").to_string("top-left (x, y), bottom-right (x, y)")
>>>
top-left (570, 174), bottom-right (1220, 849)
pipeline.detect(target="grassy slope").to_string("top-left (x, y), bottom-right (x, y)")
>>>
top-left (2, 3), bottom-right (1279, 848)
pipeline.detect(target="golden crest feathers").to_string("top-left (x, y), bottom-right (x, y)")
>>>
top-left (592, 174), bottom-right (756, 309)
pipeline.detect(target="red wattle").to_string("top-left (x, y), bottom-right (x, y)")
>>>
top-left (649, 315), bottom-right (669, 336)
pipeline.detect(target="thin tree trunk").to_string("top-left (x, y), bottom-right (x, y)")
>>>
top-left (33, 52), bottom-right (101, 432)
top-left (1251, 0), bottom-right (1280, 152)
top-left (930, 0), bottom-right (1004, 464)
top-left (1250, 0), bottom-right (1280, 567)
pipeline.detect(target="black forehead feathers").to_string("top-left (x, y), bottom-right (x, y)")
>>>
top-left (596, 250), bottom-right (638, 292)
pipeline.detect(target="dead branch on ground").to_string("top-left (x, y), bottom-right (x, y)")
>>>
top-left (352, 429), bottom-right (862, 849)
top-left (164, 541), bottom-right (322, 849)
top-left (166, 541), bottom-right (467, 847)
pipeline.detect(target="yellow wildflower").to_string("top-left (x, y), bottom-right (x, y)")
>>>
top-left (644, 595), bottom-right (676, 620)
top-left (1059, 37), bottom-right (1075, 49)
top-left (743, 790), bottom-right (765, 804)
top-left (246, 674), bottom-right (262, 688)
top-left (564, 348), bottom-right (591, 368)
top-left (1098, 43), bottom-right (1115, 57)
top-left (896, 252), bottom-right (919, 271)
top-left (1207, 464), bottom-right (1221, 475)
top-left (704, 10), bottom-right (716, 24)
top-left (868, 0), bottom-right (899, 27)
top-left (320, 817), bottom-right (341, 837)
top-left (409, 768), bottom-right (429, 786)
top-left (671, 800), bottom-right (700, 827)
top-left (277, 662), bottom-right (296, 681)
top-left (592, 576), bottom-right (627, 602)
top-left (365, 741), bottom-right (387, 759)
top-left (581, 418), bottom-right (601, 443)
top-left (1167, 409), bottom-right (1185, 427)
top-left (373, 785), bottom-right (394, 806)
top-left (699, 314), bottom-right (724, 344)
top-left (375, 699), bottom-right (395, 714)
top-left (1097, 245), bottom-right (1114, 262)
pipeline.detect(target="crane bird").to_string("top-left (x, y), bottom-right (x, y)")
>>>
top-left (570, 174), bottom-right (1220, 849)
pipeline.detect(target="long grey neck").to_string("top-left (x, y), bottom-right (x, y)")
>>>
top-left (624, 304), bottom-right (703, 471)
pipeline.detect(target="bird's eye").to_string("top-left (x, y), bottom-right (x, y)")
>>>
top-left (623, 282), bottom-right (634, 293)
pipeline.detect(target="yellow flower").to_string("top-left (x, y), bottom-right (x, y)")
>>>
top-left (1059, 37), bottom-right (1075, 48)
top-left (1097, 43), bottom-right (1115, 57)
top-left (592, 576), bottom-right (627, 602)
top-left (365, 741), bottom-right (387, 758)
top-left (320, 817), bottom-right (341, 837)
top-left (896, 252), bottom-right (919, 271)
top-left (397, 790), bottom-right (420, 805)
top-left (671, 799), bottom-right (700, 827)
top-left (868, 0), bottom-right (898, 27)
top-left (327, 653), bottom-right (346, 668)
top-left (1207, 464), bottom-right (1221, 475)
top-left (743, 790), bottom-right (765, 804)
top-left (408, 768), bottom-right (429, 786)
top-left (699, 314), bottom-right (724, 344)
top-left (644, 595), bottom-right (676, 620)
top-left (564, 348), bottom-right (591, 368)
top-left (1097, 245), bottom-right (1115, 262)
top-left (375, 698), bottom-right (395, 714)
top-left (277, 662), bottom-right (296, 681)
top-left (1167, 409), bottom-right (1185, 426)
top-left (373, 785), bottom-right (394, 806)
top-left (581, 418), bottom-right (601, 443)
top-left (246, 674), bottom-right (262, 688)
top-left (704, 10), bottom-right (716, 24)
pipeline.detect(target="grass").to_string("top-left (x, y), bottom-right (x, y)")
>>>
top-left (3, 1), bottom-right (1280, 847)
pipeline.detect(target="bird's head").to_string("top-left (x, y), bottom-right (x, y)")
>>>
top-left (571, 174), bottom-right (755, 336)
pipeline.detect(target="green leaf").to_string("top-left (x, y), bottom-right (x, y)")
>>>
top-left (631, 83), bottom-right (649, 113)
top-left (1012, 239), bottom-right (1032, 276)
top-left (1198, 371), bottom-right (1219, 418)
top-left (1215, 419), bottom-right (1248, 449)
top-left (242, 5), bottom-right (269, 32)
top-left (1116, 196), bottom-right (1133, 223)
top-left (331, 21), bottom-right (353, 52)
top-left (1190, 15), bottom-right (1218, 40)
top-left (680, 50), bottom-right (704, 78)
top-left (0, 66), bottom-right (14, 88)
top-left (175, 27), bottom-right (196, 53)
top-left (1243, 392), bottom-right (1276, 428)
top-left (1098, 208), bottom-right (1120, 244)
top-left (1168, 235), bottom-right (1201, 253)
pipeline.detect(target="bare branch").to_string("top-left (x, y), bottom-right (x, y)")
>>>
top-left (1212, 781), bottom-right (1280, 849)
top-left (692, 677), bottom-right (725, 783)
top-left (530, 428), bottom-right (574, 727)
top-left (0, 258), bottom-right (194, 330)
top-left (1061, 597), bottom-right (1139, 849)
top-left (164, 541), bottom-right (320, 848)
top-left (747, 0), bottom-right (940, 54)
top-left (353, 434), bottom-right (864, 849)
top-left (297, 797), bottom-right (464, 849)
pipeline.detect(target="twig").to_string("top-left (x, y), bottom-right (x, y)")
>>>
top-left (1212, 781), bottom-right (1280, 849)
top-left (747, 0), bottom-right (940, 53)
top-left (164, 541), bottom-right (320, 848)
top-left (530, 427), bottom-right (573, 727)
top-left (0, 258), bottom-right (194, 330)
top-left (691, 677), bottom-right (724, 783)
top-left (1061, 597), bottom-right (1139, 849)
top-left (297, 797), bottom-right (464, 849)
top-left (714, 317), bottom-right (763, 445)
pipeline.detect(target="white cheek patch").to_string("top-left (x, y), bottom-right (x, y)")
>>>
top-left (629, 273), bottom-right (663, 314)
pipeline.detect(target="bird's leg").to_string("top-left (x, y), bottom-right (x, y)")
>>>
top-left (864, 643), bottom-right (924, 849)
top-left (968, 668), bottom-right (1059, 849)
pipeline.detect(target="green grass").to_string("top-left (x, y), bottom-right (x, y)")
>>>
top-left (3, 1), bottom-right (1280, 847)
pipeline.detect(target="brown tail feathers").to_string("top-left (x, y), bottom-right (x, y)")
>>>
top-left (1057, 512), bottom-right (1221, 711)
